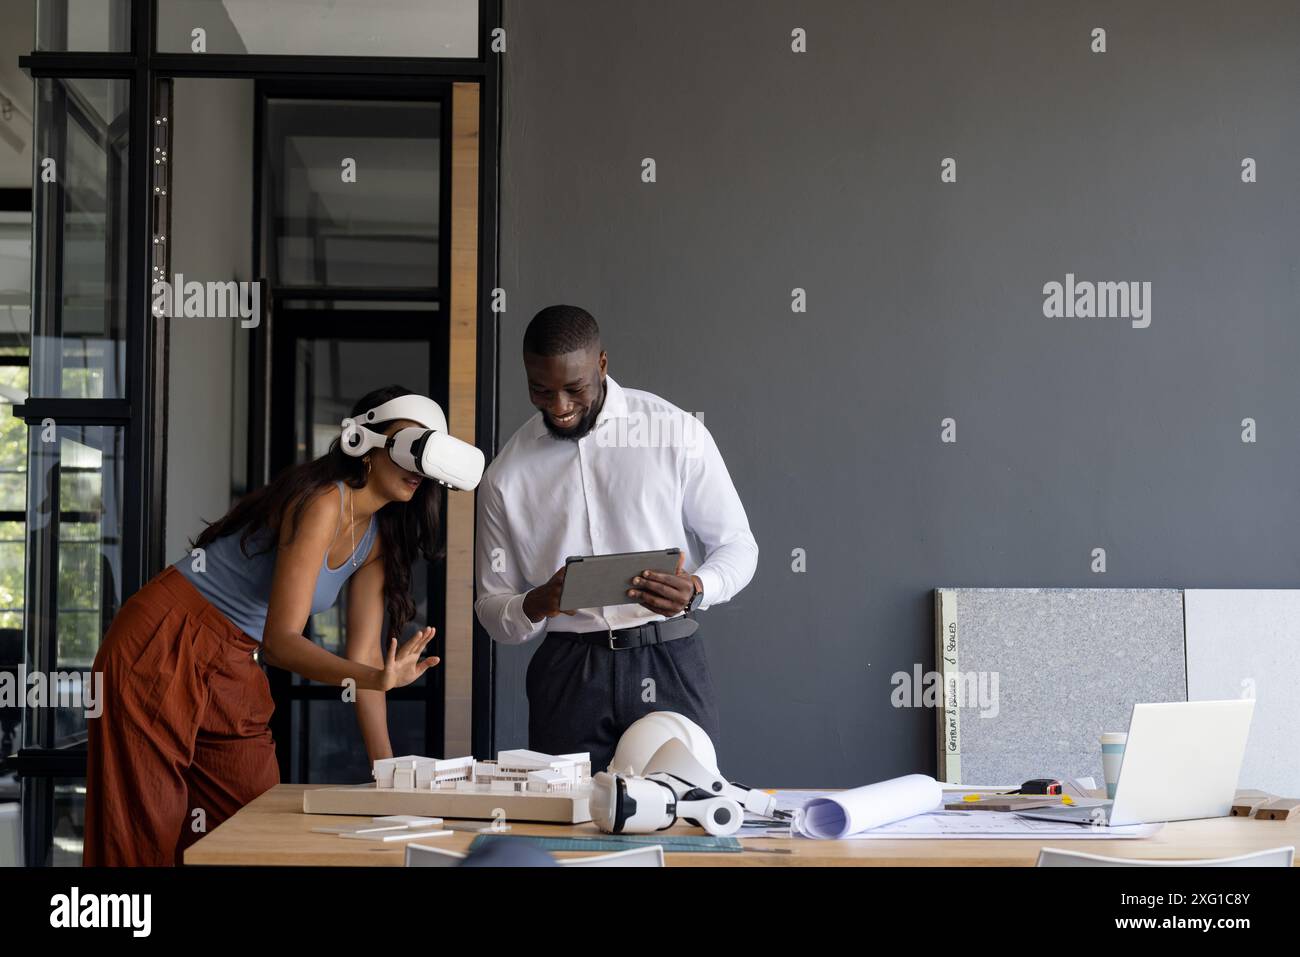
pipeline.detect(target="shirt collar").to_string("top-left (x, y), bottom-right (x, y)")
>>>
top-left (532, 374), bottom-right (627, 440)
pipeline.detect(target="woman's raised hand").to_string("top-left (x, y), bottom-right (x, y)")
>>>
top-left (380, 626), bottom-right (440, 690)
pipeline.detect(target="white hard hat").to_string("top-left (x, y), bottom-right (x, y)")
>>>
top-left (608, 711), bottom-right (718, 776)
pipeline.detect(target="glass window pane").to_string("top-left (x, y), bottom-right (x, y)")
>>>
top-left (266, 99), bottom-right (440, 293)
top-left (50, 777), bottom-right (85, 866)
top-left (0, 476), bottom-right (25, 512)
top-left (36, 0), bottom-right (132, 53)
top-left (0, 224), bottom-right (29, 695)
top-left (0, 212), bottom-right (33, 338)
top-left (0, 362), bottom-right (29, 512)
top-left (293, 699), bottom-right (423, 784)
top-left (157, 0), bottom-right (477, 57)
top-left (31, 78), bottom-right (130, 399)
top-left (0, 522), bottom-right (26, 634)
top-left (280, 299), bottom-right (439, 311)
top-left (295, 338), bottom-right (431, 459)
top-left (24, 425), bottom-right (123, 749)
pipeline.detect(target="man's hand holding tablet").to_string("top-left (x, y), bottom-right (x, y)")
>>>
top-left (519, 548), bottom-right (692, 619)
top-left (522, 564), bottom-right (578, 622)
top-left (626, 551), bottom-right (703, 616)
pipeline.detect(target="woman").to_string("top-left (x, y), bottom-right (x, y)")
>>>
top-left (84, 385), bottom-right (452, 866)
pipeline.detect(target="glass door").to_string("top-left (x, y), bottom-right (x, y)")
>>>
top-left (258, 84), bottom-right (452, 781)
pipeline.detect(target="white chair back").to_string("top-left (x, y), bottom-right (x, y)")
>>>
top-left (1036, 845), bottom-right (1294, 867)
top-left (404, 841), bottom-right (666, 867)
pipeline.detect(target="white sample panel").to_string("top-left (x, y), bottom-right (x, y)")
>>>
top-left (1184, 589), bottom-right (1300, 796)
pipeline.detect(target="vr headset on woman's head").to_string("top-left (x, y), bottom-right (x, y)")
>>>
top-left (339, 395), bottom-right (485, 491)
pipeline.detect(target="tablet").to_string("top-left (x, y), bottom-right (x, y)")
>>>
top-left (558, 548), bottom-right (682, 611)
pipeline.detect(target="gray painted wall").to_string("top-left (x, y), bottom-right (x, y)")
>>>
top-left (496, 0), bottom-right (1300, 786)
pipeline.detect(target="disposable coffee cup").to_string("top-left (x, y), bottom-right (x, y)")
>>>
top-left (1100, 732), bottom-right (1127, 799)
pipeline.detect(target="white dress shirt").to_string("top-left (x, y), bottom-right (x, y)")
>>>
top-left (475, 375), bottom-right (759, 644)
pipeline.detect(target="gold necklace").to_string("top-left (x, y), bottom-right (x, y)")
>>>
top-left (349, 486), bottom-right (362, 568)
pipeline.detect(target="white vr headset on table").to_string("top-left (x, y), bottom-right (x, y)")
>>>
top-left (339, 395), bottom-right (485, 491)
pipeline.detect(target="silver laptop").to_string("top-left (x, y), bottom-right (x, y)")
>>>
top-left (1015, 700), bottom-right (1254, 827)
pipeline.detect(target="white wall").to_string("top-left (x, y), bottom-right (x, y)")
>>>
top-left (164, 79), bottom-right (254, 561)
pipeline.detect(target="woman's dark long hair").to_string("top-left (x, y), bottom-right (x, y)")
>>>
top-left (193, 385), bottom-right (444, 640)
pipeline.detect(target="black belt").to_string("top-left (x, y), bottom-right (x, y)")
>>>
top-left (549, 615), bottom-right (699, 651)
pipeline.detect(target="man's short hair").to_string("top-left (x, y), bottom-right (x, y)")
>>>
top-left (523, 305), bottom-right (601, 356)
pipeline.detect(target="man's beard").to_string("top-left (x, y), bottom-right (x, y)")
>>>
top-left (543, 378), bottom-right (606, 441)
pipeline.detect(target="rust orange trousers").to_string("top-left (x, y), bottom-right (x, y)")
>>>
top-left (84, 565), bottom-right (280, 866)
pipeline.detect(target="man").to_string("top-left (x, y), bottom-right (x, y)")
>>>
top-left (475, 305), bottom-right (758, 773)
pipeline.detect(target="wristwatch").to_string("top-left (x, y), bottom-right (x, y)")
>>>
top-left (685, 578), bottom-right (704, 614)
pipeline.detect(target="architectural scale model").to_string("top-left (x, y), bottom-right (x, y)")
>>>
top-left (373, 749), bottom-right (592, 795)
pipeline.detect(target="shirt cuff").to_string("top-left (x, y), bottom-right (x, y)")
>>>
top-left (694, 567), bottom-right (725, 611)
top-left (502, 591), bottom-right (548, 644)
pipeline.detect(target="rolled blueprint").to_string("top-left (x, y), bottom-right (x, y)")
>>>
top-left (797, 774), bottom-right (943, 838)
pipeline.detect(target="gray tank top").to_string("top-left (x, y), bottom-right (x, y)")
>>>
top-left (174, 481), bottom-right (378, 643)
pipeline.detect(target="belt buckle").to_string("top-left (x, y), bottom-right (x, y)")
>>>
top-left (606, 623), bottom-right (636, 651)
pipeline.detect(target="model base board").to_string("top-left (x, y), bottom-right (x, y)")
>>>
top-left (303, 784), bottom-right (593, 824)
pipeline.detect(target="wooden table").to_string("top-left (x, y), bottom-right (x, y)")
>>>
top-left (184, 785), bottom-right (1300, 866)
